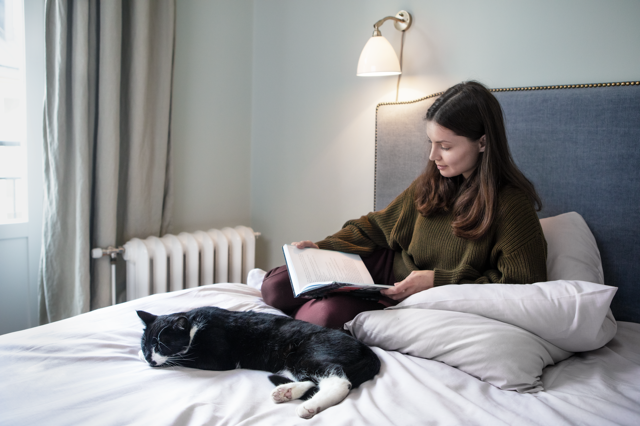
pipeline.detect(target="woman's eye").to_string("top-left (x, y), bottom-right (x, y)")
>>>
top-left (441, 147), bottom-right (450, 151)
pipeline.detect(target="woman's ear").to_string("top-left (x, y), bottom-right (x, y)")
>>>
top-left (478, 135), bottom-right (486, 152)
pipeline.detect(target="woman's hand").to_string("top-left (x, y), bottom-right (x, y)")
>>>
top-left (291, 240), bottom-right (319, 250)
top-left (381, 270), bottom-right (435, 301)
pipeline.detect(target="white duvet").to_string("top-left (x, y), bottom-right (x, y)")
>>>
top-left (1, 284), bottom-right (639, 426)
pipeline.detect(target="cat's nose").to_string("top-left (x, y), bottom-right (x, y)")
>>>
top-left (139, 350), bottom-right (156, 366)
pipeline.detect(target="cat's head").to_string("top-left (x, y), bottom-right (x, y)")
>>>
top-left (137, 310), bottom-right (192, 367)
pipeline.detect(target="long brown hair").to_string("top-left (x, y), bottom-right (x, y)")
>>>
top-left (415, 81), bottom-right (542, 240)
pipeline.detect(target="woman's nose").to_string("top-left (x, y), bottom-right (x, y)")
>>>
top-left (429, 145), bottom-right (439, 161)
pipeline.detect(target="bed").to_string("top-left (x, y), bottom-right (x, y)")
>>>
top-left (2, 82), bottom-right (639, 425)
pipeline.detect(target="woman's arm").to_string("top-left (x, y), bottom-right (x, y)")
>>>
top-left (315, 182), bottom-right (417, 256)
top-left (474, 235), bottom-right (547, 284)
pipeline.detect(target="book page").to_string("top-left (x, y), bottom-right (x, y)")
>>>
top-left (282, 245), bottom-right (374, 295)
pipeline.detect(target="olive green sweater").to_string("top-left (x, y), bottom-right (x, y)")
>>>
top-left (316, 181), bottom-right (547, 285)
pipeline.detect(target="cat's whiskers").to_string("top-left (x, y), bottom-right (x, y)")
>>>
top-left (173, 353), bottom-right (197, 363)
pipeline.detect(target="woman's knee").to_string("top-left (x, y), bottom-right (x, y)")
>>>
top-left (260, 265), bottom-right (303, 312)
top-left (260, 266), bottom-right (287, 305)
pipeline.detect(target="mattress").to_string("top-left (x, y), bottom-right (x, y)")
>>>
top-left (1, 284), bottom-right (639, 426)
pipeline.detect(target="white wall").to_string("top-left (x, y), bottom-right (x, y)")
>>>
top-left (172, 0), bottom-right (640, 271)
top-left (171, 0), bottom-right (253, 233)
top-left (250, 0), bottom-right (640, 269)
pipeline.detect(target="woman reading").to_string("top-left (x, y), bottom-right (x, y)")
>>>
top-left (261, 81), bottom-right (547, 329)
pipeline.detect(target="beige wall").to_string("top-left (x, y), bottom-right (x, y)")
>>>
top-left (172, 0), bottom-right (640, 271)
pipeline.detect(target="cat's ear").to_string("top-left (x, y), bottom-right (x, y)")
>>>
top-left (175, 316), bottom-right (189, 331)
top-left (137, 310), bottom-right (157, 326)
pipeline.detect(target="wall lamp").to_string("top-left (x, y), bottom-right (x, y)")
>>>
top-left (356, 10), bottom-right (412, 77)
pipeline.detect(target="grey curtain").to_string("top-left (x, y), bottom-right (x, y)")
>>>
top-left (40, 0), bottom-right (175, 323)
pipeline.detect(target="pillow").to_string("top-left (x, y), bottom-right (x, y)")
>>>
top-left (345, 309), bottom-right (573, 393)
top-left (131, 283), bottom-right (289, 317)
top-left (540, 212), bottom-right (604, 284)
top-left (389, 280), bottom-right (617, 352)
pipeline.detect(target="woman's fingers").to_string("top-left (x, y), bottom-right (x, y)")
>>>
top-left (380, 284), bottom-right (407, 301)
top-left (380, 270), bottom-right (435, 301)
top-left (291, 240), bottom-right (319, 249)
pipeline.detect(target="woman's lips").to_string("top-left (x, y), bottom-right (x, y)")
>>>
top-left (436, 164), bottom-right (447, 170)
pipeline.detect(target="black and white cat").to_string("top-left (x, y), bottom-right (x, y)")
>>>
top-left (137, 307), bottom-right (380, 419)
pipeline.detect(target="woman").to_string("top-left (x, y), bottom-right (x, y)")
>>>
top-left (261, 81), bottom-right (547, 329)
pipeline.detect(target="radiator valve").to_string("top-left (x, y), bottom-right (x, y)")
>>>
top-left (92, 246), bottom-right (125, 261)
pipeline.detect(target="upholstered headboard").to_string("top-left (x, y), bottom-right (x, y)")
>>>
top-left (375, 82), bottom-right (640, 323)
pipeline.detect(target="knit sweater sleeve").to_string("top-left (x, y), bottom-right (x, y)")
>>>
top-left (315, 182), bottom-right (417, 257)
top-left (433, 187), bottom-right (548, 285)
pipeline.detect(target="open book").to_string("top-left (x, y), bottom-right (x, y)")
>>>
top-left (282, 244), bottom-right (392, 298)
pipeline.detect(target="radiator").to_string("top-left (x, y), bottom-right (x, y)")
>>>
top-left (122, 226), bottom-right (258, 301)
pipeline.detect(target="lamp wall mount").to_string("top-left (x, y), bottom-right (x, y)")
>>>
top-left (372, 10), bottom-right (412, 36)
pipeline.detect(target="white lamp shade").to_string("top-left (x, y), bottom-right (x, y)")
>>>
top-left (356, 36), bottom-right (401, 76)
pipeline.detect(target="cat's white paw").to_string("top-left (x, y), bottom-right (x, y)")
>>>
top-left (297, 403), bottom-right (321, 419)
top-left (271, 381), bottom-right (316, 404)
top-left (293, 376), bottom-right (351, 418)
top-left (271, 385), bottom-right (293, 403)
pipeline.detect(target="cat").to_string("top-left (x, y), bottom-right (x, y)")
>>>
top-left (137, 306), bottom-right (380, 419)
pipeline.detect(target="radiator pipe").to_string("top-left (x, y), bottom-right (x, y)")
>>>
top-left (91, 246), bottom-right (125, 305)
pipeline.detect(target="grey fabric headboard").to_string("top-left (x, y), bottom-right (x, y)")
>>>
top-left (374, 82), bottom-right (640, 323)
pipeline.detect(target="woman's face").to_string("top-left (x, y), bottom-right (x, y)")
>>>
top-left (426, 121), bottom-right (485, 179)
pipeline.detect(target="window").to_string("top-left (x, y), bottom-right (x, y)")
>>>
top-left (0, 0), bottom-right (27, 224)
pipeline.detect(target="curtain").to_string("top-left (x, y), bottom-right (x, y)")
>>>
top-left (40, 0), bottom-right (175, 323)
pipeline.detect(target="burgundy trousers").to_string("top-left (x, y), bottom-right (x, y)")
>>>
top-left (261, 249), bottom-right (396, 329)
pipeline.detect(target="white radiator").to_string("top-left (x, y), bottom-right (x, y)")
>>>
top-left (122, 226), bottom-right (258, 301)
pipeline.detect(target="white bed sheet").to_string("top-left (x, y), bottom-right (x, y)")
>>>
top-left (1, 284), bottom-right (639, 426)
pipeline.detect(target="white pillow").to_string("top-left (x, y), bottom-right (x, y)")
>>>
top-left (131, 283), bottom-right (289, 317)
top-left (345, 309), bottom-right (573, 393)
top-left (540, 212), bottom-right (604, 284)
top-left (389, 280), bottom-right (617, 352)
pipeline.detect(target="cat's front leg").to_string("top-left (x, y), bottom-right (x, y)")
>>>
top-left (271, 381), bottom-right (316, 403)
top-left (296, 376), bottom-right (351, 419)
